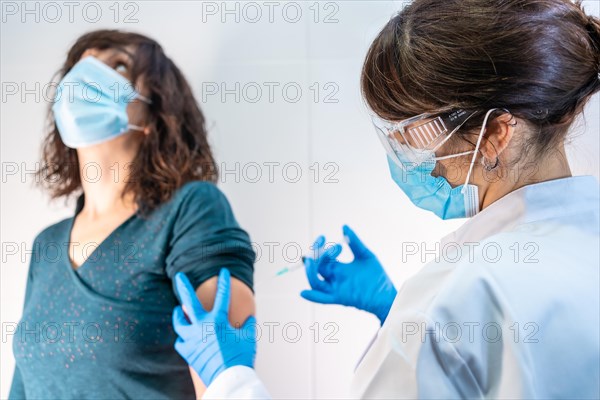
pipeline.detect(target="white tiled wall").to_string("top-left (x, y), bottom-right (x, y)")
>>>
top-left (2, 1), bottom-right (598, 398)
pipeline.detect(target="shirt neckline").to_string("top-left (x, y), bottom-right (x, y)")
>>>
top-left (65, 193), bottom-right (138, 271)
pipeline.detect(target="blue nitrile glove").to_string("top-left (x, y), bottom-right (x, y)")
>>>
top-left (172, 269), bottom-right (257, 386)
top-left (301, 225), bottom-right (398, 325)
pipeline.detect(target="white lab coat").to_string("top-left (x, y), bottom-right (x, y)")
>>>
top-left (203, 176), bottom-right (600, 399)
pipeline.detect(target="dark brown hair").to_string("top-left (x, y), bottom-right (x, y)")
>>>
top-left (37, 29), bottom-right (218, 214)
top-left (361, 0), bottom-right (600, 159)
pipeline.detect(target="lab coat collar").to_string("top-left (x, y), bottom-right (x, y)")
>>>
top-left (440, 175), bottom-right (599, 247)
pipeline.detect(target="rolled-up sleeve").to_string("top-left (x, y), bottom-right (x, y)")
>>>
top-left (165, 182), bottom-right (255, 292)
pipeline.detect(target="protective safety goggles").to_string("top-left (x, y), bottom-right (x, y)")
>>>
top-left (371, 108), bottom-right (480, 165)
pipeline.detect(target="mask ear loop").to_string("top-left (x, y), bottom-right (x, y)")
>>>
top-left (460, 108), bottom-right (510, 194)
top-left (127, 93), bottom-right (152, 133)
top-left (127, 124), bottom-right (146, 132)
top-left (135, 93), bottom-right (152, 104)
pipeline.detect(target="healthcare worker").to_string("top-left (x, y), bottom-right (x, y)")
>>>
top-left (172, 0), bottom-right (600, 398)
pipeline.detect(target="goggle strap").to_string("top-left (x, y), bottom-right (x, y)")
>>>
top-left (434, 150), bottom-right (474, 161)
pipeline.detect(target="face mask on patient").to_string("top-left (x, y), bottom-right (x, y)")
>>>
top-left (52, 55), bottom-right (151, 148)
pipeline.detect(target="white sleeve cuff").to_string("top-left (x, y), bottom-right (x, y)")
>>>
top-left (203, 366), bottom-right (271, 400)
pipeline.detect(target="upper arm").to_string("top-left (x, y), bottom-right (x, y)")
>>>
top-left (22, 234), bottom-right (41, 307)
top-left (8, 366), bottom-right (25, 399)
top-left (194, 275), bottom-right (255, 326)
top-left (166, 183), bottom-right (256, 394)
top-left (166, 182), bottom-right (256, 295)
top-left (418, 265), bottom-right (506, 398)
top-left (9, 235), bottom-right (42, 399)
top-left (187, 275), bottom-right (255, 398)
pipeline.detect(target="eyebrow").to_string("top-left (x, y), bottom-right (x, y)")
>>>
top-left (113, 46), bottom-right (135, 62)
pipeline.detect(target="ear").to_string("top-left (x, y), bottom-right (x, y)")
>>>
top-left (143, 127), bottom-right (151, 136)
top-left (480, 112), bottom-right (517, 160)
top-left (80, 48), bottom-right (99, 59)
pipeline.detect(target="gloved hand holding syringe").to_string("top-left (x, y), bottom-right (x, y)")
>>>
top-left (270, 226), bottom-right (398, 325)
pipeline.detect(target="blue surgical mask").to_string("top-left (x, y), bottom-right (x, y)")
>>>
top-left (386, 152), bottom-right (480, 219)
top-left (52, 55), bottom-right (151, 148)
top-left (385, 108), bottom-right (503, 219)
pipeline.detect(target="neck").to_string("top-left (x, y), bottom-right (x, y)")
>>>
top-left (480, 145), bottom-right (572, 210)
top-left (76, 143), bottom-right (138, 217)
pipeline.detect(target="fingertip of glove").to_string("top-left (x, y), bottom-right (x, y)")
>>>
top-left (219, 268), bottom-right (231, 280)
top-left (324, 242), bottom-right (342, 257)
top-left (313, 235), bottom-right (325, 249)
top-left (343, 226), bottom-right (354, 243)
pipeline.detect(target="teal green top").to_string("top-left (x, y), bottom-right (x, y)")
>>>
top-left (9, 181), bottom-right (255, 399)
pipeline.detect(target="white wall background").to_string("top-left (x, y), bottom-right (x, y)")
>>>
top-left (1, 1), bottom-right (598, 398)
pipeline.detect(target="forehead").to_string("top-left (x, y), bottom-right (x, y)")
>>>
top-left (93, 45), bottom-right (136, 60)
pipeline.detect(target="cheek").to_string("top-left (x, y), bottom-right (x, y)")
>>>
top-left (436, 135), bottom-right (472, 158)
top-left (435, 158), bottom-right (468, 183)
top-left (431, 159), bottom-right (446, 178)
top-left (126, 101), bottom-right (148, 125)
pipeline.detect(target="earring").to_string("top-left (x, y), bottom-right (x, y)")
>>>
top-left (534, 108), bottom-right (548, 119)
top-left (483, 157), bottom-right (499, 171)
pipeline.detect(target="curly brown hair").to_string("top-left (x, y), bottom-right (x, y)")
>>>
top-left (37, 29), bottom-right (218, 215)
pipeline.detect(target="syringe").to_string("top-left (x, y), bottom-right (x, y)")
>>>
top-left (272, 238), bottom-right (331, 278)
top-left (274, 259), bottom-right (306, 277)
